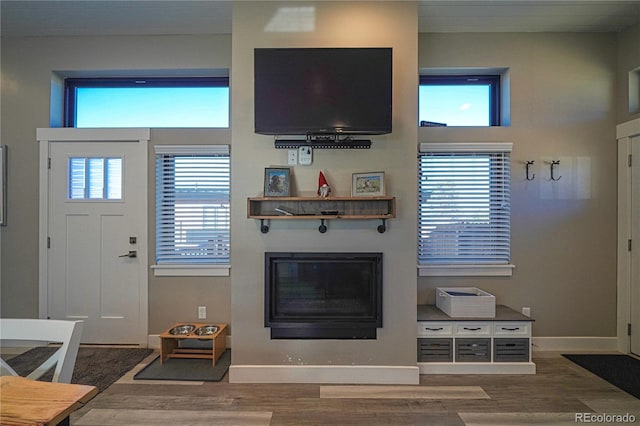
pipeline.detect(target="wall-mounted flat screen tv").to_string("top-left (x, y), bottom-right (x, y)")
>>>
top-left (254, 47), bottom-right (392, 136)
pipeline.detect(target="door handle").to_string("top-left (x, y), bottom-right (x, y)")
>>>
top-left (119, 250), bottom-right (137, 258)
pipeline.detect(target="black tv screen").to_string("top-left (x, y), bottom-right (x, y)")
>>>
top-left (254, 48), bottom-right (392, 136)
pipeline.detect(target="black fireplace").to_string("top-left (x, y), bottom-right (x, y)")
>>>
top-left (264, 252), bottom-right (383, 339)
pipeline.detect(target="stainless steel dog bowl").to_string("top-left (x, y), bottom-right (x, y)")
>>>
top-left (194, 325), bottom-right (219, 336)
top-left (168, 324), bottom-right (195, 335)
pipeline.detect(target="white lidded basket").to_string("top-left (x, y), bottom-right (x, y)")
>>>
top-left (435, 287), bottom-right (496, 318)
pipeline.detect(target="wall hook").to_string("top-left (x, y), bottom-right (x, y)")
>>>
top-left (550, 160), bottom-right (562, 181)
top-left (525, 161), bottom-right (535, 181)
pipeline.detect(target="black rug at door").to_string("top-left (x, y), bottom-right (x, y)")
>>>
top-left (134, 349), bottom-right (230, 381)
top-left (563, 354), bottom-right (640, 399)
top-left (5, 347), bottom-right (153, 392)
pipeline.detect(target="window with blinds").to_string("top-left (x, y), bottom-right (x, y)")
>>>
top-left (155, 145), bottom-right (230, 265)
top-left (418, 143), bottom-right (513, 276)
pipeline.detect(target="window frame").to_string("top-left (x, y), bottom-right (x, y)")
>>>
top-left (152, 144), bottom-right (230, 277)
top-left (419, 75), bottom-right (501, 127)
top-left (417, 142), bottom-right (514, 277)
top-left (64, 77), bottom-right (230, 128)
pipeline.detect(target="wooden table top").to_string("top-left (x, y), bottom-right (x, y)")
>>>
top-left (0, 376), bottom-right (98, 425)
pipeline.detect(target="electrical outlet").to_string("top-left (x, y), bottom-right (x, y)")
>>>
top-left (522, 307), bottom-right (531, 317)
top-left (198, 306), bottom-right (207, 319)
top-left (287, 149), bottom-right (298, 165)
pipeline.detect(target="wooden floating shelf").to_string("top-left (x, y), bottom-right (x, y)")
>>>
top-left (247, 196), bottom-right (396, 233)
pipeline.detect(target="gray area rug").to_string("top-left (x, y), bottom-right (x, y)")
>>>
top-left (563, 354), bottom-right (640, 399)
top-left (134, 349), bottom-right (230, 381)
top-left (5, 346), bottom-right (153, 392)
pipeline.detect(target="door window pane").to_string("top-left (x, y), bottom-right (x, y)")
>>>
top-left (69, 157), bottom-right (122, 200)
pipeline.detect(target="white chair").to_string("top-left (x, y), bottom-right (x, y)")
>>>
top-left (0, 318), bottom-right (83, 383)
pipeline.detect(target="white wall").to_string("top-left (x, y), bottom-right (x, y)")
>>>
top-left (0, 34), bottom-right (233, 328)
top-left (617, 23), bottom-right (640, 123)
top-left (417, 32), bottom-right (619, 338)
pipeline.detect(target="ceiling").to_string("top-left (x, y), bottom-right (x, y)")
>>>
top-left (1, 0), bottom-right (639, 37)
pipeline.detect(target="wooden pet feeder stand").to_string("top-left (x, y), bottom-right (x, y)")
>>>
top-left (159, 322), bottom-right (227, 366)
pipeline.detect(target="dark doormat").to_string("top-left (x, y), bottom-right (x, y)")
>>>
top-left (134, 349), bottom-right (230, 381)
top-left (5, 346), bottom-right (153, 392)
top-left (563, 354), bottom-right (640, 399)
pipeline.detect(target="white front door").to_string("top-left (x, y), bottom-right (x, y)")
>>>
top-left (39, 129), bottom-right (148, 345)
top-left (631, 135), bottom-right (640, 356)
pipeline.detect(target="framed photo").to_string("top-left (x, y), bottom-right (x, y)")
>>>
top-left (352, 171), bottom-right (385, 197)
top-left (264, 167), bottom-right (291, 197)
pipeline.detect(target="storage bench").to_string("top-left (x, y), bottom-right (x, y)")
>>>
top-left (417, 305), bottom-right (535, 374)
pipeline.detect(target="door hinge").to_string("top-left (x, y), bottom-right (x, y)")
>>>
top-left (48, 157), bottom-right (51, 169)
top-left (47, 237), bottom-right (50, 249)
top-left (629, 239), bottom-right (633, 251)
top-left (628, 323), bottom-right (632, 336)
top-left (629, 154), bottom-right (632, 167)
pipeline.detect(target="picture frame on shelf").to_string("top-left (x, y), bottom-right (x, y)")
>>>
top-left (264, 167), bottom-right (291, 197)
top-left (352, 171), bottom-right (385, 197)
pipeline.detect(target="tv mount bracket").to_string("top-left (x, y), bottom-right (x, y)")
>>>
top-left (274, 134), bottom-right (371, 150)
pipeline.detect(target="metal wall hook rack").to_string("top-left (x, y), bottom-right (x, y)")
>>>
top-left (550, 160), bottom-right (562, 181)
top-left (525, 161), bottom-right (535, 181)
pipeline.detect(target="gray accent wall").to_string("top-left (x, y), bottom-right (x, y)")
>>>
top-left (229, 1), bottom-right (418, 367)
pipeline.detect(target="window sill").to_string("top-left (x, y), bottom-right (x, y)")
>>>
top-left (151, 264), bottom-right (230, 277)
top-left (418, 264), bottom-right (515, 277)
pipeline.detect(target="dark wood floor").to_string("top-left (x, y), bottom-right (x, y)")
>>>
top-left (71, 352), bottom-right (640, 425)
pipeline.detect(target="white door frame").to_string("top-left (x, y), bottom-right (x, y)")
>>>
top-left (616, 118), bottom-right (640, 354)
top-left (37, 128), bottom-right (150, 346)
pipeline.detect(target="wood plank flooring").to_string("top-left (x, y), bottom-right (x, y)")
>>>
top-left (71, 353), bottom-right (640, 425)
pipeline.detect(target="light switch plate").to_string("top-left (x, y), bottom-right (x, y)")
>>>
top-left (287, 149), bottom-right (298, 165)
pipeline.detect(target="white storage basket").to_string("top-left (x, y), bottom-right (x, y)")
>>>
top-left (435, 287), bottom-right (496, 318)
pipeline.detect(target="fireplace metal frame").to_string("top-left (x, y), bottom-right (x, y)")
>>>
top-left (264, 252), bottom-right (383, 339)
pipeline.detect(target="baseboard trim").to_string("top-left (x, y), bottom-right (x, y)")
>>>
top-left (229, 365), bottom-right (420, 384)
top-left (418, 361), bottom-right (536, 375)
top-left (532, 336), bottom-right (619, 352)
top-left (148, 334), bottom-right (161, 349)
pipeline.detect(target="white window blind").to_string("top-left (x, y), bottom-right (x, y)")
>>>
top-left (155, 145), bottom-right (230, 265)
top-left (418, 143), bottom-right (512, 275)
